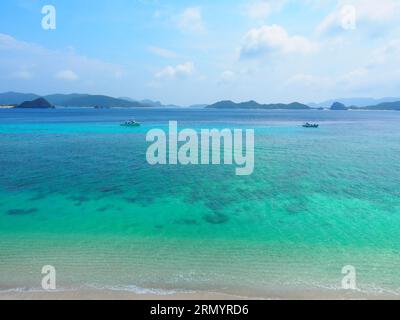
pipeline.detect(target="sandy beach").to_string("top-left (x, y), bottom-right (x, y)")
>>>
top-left (1, 288), bottom-right (398, 300)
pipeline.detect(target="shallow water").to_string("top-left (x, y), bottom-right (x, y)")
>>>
top-left (1, 108), bottom-right (400, 297)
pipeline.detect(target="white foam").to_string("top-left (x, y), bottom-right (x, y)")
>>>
top-left (0, 287), bottom-right (67, 293)
top-left (87, 283), bottom-right (193, 296)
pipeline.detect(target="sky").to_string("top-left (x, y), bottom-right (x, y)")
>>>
top-left (0, 0), bottom-right (400, 105)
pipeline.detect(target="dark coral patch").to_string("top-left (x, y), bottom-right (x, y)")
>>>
top-left (124, 197), bottom-right (137, 204)
top-left (175, 218), bottom-right (199, 226)
top-left (100, 186), bottom-right (122, 195)
top-left (124, 194), bottom-right (156, 206)
top-left (97, 205), bottom-right (115, 212)
top-left (204, 200), bottom-right (226, 212)
top-left (29, 194), bottom-right (46, 201)
top-left (69, 195), bottom-right (90, 203)
top-left (286, 202), bottom-right (307, 214)
top-left (203, 212), bottom-right (229, 224)
top-left (7, 208), bottom-right (37, 216)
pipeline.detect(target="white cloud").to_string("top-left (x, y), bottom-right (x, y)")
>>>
top-left (342, 39), bottom-right (400, 90)
top-left (0, 33), bottom-right (45, 56)
top-left (355, 0), bottom-right (399, 21)
top-left (156, 62), bottom-right (195, 79)
top-left (221, 70), bottom-right (236, 81)
top-left (176, 7), bottom-right (205, 33)
top-left (369, 39), bottom-right (400, 66)
top-left (316, 11), bottom-right (341, 35)
top-left (287, 74), bottom-right (324, 86)
top-left (148, 46), bottom-right (178, 58)
top-left (285, 73), bottom-right (334, 93)
top-left (0, 33), bottom-right (123, 90)
top-left (246, 1), bottom-right (272, 20)
top-left (11, 70), bottom-right (34, 80)
top-left (339, 67), bottom-right (369, 86)
top-left (245, 0), bottom-right (285, 20)
top-left (218, 70), bottom-right (237, 85)
top-left (240, 24), bottom-right (319, 58)
top-left (286, 35), bottom-right (400, 97)
top-left (55, 70), bottom-right (79, 81)
top-left (0, 33), bottom-right (29, 50)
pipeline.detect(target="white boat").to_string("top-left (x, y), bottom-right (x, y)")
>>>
top-left (302, 123), bottom-right (319, 128)
top-left (120, 120), bottom-right (141, 127)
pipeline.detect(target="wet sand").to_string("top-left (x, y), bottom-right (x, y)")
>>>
top-left (0, 288), bottom-right (398, 300)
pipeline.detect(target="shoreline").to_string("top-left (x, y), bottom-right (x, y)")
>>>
top-left (1, 287), bottom-right (398, 300)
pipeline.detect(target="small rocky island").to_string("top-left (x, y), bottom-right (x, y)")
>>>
top-left (330, 102), bottom-right (348, 110)
top-left (207, 100), bottom-right (311, 110)
top-left (17, 98), bottom-right (55, 109)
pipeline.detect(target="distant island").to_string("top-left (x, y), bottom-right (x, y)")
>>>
top-left (207, 100), bottom-right (400, 111)
top-left (207, 100), bottom-right (310, 110)
top-left (349, 101), bottom-right (400, 111)
top-left (119, 97), bottom-right (181, 108)
top-left (330, 102), bottom-right (348, 110)
top-left (1, 92), bottom-right (400, 111)
top-left (17, 98), bottom-right (54, 109)
top-left (309, 97), bottom-right (400, 108)
top-left (0, 92), bottom-right (155, 108)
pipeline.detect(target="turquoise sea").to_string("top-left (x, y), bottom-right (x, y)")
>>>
top-left (1, 108), bottom-right (400, 298)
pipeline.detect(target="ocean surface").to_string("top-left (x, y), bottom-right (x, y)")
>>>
top-left (1, 108), bottom-right (400, 298)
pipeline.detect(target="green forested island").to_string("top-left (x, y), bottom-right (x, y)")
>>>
top-left (16, 98), bottom-right (54, 109)
top-left (207, 100), bottom-right (310, 110)
top-left (349, 101), bottom-right (400, 111)
top-left (0, 92), bottom-right (152, 108)
top-left (330, 102), bottom-right (348, 110)
top-left (1, 92), bottom-right (400, 110)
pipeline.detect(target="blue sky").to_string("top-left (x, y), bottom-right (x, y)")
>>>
top-left (1, 0), bottom-right (400, 105)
